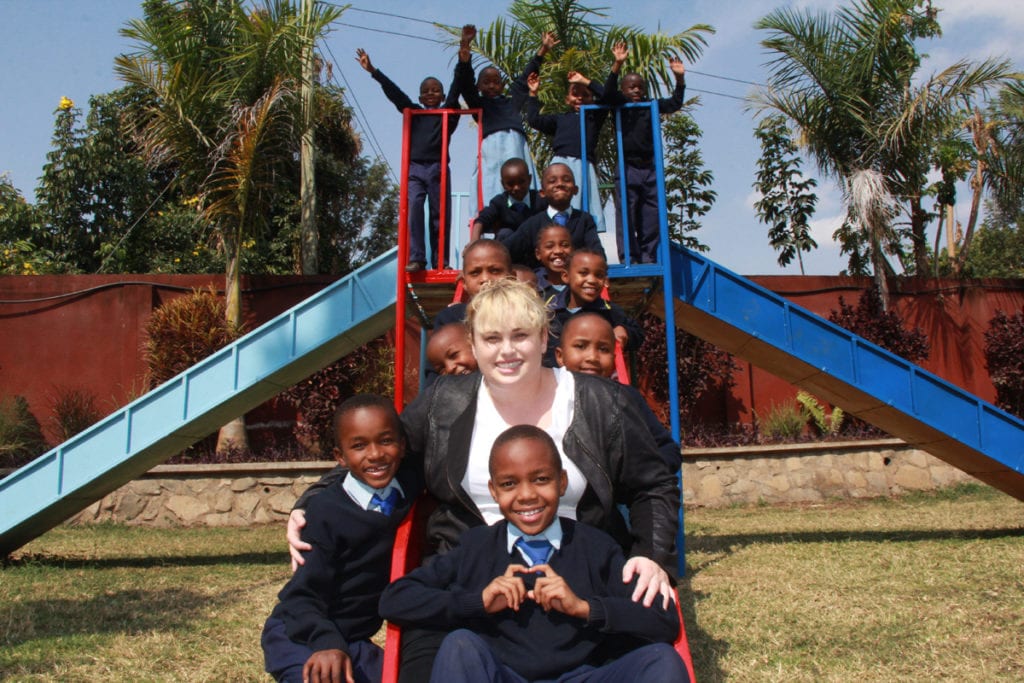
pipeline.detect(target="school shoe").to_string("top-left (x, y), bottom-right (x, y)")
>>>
top-left (405, 261), bottom-right (426, 272)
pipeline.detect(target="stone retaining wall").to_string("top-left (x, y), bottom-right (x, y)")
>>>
top-left (63, 440), bottom-right (980, 527)
top-left (681, 439), bottom-right (977, 507)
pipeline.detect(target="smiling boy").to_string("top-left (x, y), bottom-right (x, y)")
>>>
top-left (262, 395), bottom-right (421, 683)
top-left (379, 424), bottom-right (684, 682)
top-left (544, 248), bottom-right (643, 366)
top-left (502, 162), bottom-right (605, 268)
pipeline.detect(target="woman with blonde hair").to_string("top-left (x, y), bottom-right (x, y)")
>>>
top-left (290, 278), bottom-right (679, 680)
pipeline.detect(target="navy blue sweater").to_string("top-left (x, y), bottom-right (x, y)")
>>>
top-left (526, 79), bottom-right (608, 160)
top-left (372, 69), bottom-right (461, 163)
top-left (602, 72), bottom-right (686, 168)
top-left (501, 209), bottom-right (605, 268)
top-left (474, 189), bottom-right (547, 238)
top-left (270, 467), bottom-right (421, 654)
top-left (457, 55), bottom-right (542, 137)
top-left (378, 519), bottom-right (679, 681)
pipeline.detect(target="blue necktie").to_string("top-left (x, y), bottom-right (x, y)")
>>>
top-left (370, 488), bottom-right (401, 516)
top-left (553, 211), bottom-right (568, 226)
top-left (512, 201), bottom-right (528, 214)
top-left (515, 537), bottom-right (553, 566)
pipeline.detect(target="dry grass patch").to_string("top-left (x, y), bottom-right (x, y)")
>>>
top-left (2, 485), bottom-right (1022, 681)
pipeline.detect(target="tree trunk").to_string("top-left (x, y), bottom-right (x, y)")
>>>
top-left (216, 236), bottom-right (248, 454)
top-left (909, 195), bottom-right (930, 275)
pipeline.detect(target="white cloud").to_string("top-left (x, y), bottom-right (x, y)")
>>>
top-left (935, 0), bottom-right (1024, 31)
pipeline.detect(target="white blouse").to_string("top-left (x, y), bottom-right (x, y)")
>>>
top-left (462, 368), bottom-right (587, 525)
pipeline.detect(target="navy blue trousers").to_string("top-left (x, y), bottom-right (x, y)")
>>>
top-left (261, 616), bottom-right (383, 683)
top-left (429, 629), bottom-right (688, 683)
top-left (407, 161), bottom-right (451, 268)
top-left (614, 164), bottom-right (661, 264)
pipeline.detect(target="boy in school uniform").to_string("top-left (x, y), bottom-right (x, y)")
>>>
top-left (425, 322), bottom-right (477, 378)
top-left (378, 425), bottom-right (686, 683)
top-left (502, 163), bottom-right (605, 269)
top-left (545, 248), bottom-right (643, 365)
top-left (554, 313), bottom-right (680, 470)
top-left (261, 395), bottom-right (421, 683)
top-left (433, 239), bottom-right (512, 329)
top-left (602, 43), bottom-right (686, 264)
top-left (525, 65), bottom-right (610, 232)
top-left (356, 48), bottom-right (461, 272)
top-left (533, 223), bottom-right (573, 298)
top-left (470, 158), bottom-right (547, 242)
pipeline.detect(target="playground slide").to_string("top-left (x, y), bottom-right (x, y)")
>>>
top-left (0, 249), bottom-right (399, 556)
top-left (659, 242), bottom-right (1024, 500)
top-left (3, 241), bottom-right (1022, 556)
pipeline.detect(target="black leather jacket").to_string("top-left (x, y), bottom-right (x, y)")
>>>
top-left (296, 371), bottom-right (679, 575)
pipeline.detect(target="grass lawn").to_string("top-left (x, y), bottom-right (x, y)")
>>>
top-left (2, 484), bottom-right (1022, 681)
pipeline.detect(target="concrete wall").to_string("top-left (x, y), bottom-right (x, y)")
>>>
top-left (57, 440), bottom-right (981, 528)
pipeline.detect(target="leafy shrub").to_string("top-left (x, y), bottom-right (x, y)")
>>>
top-left (280, 336), bottom-right (396, 456)
top-left (0, 396), bottom-right (47, 468)
top-left (634, 312), bottom-right (735, 431)
top-left (48, 386), bottom-right (102, 442)
top-left (756, 401), bottom-right (806, 443)
top-left (828, 288), bottom-right (929, 363)
top-left (984, 310), bottom-right (1024, 418)
top-left (143, 287), bottom-right (242, 386)
top-left (796, 391), bottom-right (844, 436)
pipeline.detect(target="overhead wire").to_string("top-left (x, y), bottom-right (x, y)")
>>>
top-left (319, 39), bottom-right (399, 184)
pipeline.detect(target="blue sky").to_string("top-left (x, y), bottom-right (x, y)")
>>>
top-left (1, 0), bottom-right (1021, 274)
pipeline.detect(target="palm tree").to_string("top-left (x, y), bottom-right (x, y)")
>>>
top-left (116, 0), bottom-right (340, 451)
top-left (452, 0), bottom-right (713, 176)
top-left (751, 0), bottom-right (1016, 299)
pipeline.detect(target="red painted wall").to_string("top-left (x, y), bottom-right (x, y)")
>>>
top-left (2, 274), bottom-right (1022, 446)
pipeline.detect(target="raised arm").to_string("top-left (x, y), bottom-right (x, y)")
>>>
top-left (357, 49), bottom-right (416, 112)
top-left (658, 57), bottom-right (687, 114)
top-left (456, 24), bottom-right (480, 107)
top-left (601, 42), bottom-right (628, 105)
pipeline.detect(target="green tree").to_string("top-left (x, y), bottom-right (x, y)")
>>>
top-left (0, 175), bottom-right (46, 274)
top-left (662, 111), bottom-right (714, 252)
top-left (753, 115), bottom-right (818, 273)
top-left (987, 81), bottom-right (1024, 218)
top-left (752, 0), bottom-right (1016, 301)
top-left (962, 206), bottom-right (1024, 278)
top-left (115, 0), bottom-right (341, 451)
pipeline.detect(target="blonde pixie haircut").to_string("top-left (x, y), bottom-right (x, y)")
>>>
top-left (465, 277), bottom-right (549, 338)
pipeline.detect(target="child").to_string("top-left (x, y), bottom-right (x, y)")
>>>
top-left (533, 223), bottom-right (572, 297)
top-left (434, 238), bottom-right (512, 328)
top-left (554, 313), bottom-right (680, 469)
top-left (378, 425), bottom-right (685, 683)
top-left (357, 48), bottom-right (461, 272)
top-left (525, 67), bottom-right (610, 232)
top-left (262, 395), bottom-right (421, 683)
top-left (547, 248), bottom-right (644, 361)
top-left (457, 26), bottom-right (556, 209)
top-left (470, 158), bottom-right (547, 242)
top-left (502, 162), bottom-right (605, 268)
top-left (426, 322), bottom-right (476, 377)
top-left (603, 43), bottom-right (687, 264)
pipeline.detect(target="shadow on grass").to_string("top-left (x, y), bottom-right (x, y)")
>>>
top-left (677, 575), bottom-right (729, 683)
top-left (0, 587), bottom-right (221, 648)
top-left (4, 550), bottom-right (286, 570)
